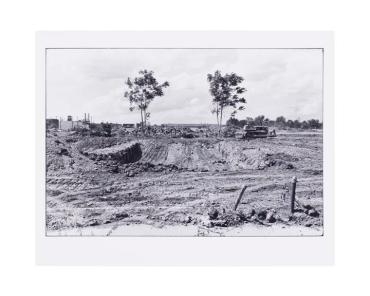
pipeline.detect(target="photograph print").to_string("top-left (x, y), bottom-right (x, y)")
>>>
top-left (45, 48), bottom-right (323, 236)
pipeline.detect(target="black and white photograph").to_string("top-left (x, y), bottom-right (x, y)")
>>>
top-left (45, 48), bottom-right (323, 236)
top-left (45, 46), bottom-right (324, 236)
top-left (5, 0), bottom-right (370, 290)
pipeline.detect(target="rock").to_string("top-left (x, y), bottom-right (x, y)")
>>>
top-left (303, 204), bottom-right (314, 211)
top-left (285, 163), bottom-right (294, 169)
top-left (266, 211), bottom-right (276, 223)
top-left (110, 165), bottom-right (119, 173)
top-left (58, 148), bottom-right (69, 156)
top-left (87, 219), bottom-right (100, 226)
top-left (185, 216), bottom-right (192, 223)
top-left (257, 210), bottom-right (267, 220)
top-left (247, 209), bottom-right (256, 218)
top-left (308, 209), bottom-right (319, 217)
top-left (210, 220), bottom-right (228, 227)
top-left (114, 212), bottom-right (129, 220)
top-left (127, 171), bottom-right (135, 177)
top-left (236, 211), bottom-right (247, 221)
top-left (208, 208), bottom-right (219, 220)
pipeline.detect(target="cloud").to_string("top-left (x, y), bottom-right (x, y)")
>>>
top-left (46, 48), bottom-right (323, 123)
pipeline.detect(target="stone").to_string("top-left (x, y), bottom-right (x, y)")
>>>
top-left (58, 148), bottom-right (69, 156)
top-left (114, 212), bottom-right (129, 220)
top-left (308, 209), bottom-right (319, 217)
top-left (110, 165), bottom-right (119, 173)
top-left (266, 211), bottom-right (276, 223)
top-left (208, 208), bottom-right (219, 220)
top-left (285, 163), bottom-right (294, 169)
top-left (247, 208), bottom-right (256, 218)
top-left (257, 210), bottom-right (267, 220)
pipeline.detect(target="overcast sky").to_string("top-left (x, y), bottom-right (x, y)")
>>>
top-left (46, 48), bottom-right (323, 124)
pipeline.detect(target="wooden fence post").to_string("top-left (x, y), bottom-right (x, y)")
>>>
top-left (234, 185), bottom-right (248, 211)
top-left (290, 176), bottom-right (298, 214)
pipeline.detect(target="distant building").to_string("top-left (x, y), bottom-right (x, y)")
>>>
top-left (46, 118), bottom-right (59, 129)
top-left (60, 115), bottom-right (89, 131)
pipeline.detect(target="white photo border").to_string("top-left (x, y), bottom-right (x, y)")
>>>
top-left (36, 31), bottom-right (334, 265)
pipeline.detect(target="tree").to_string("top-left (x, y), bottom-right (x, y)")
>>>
top-left (308, 119), bottom-right (321, 129)
top-left (276, 116), bottom-right (286, 128)
top-left (226, 117), bottom-right (240, 127)
top-left (124, 70), bottom-right (169, 133)
top-left (207, 70), bottom-right (246, 133)
top-left (292, 120), bottom-right (300, 128)
top-left (301, 121), bottom-right (309, 129)
top-left (286, 120), bottom-right (294, 128)
top-left (254, 115), bottom-right (265, 126)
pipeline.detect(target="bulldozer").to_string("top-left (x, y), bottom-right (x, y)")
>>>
top-left (236, 125), bottom-right (277, 139)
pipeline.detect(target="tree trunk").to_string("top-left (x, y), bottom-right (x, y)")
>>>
top-left (216, 103), bottom-right (220, 135)
top-left (143, 109), bottom-right (146, 129)
top-left (140, 109), bottom-right (144, 134)
top-left (216, 112), bottom-right (219, 131)
top-left (219, 107), bottom-right (223, 134)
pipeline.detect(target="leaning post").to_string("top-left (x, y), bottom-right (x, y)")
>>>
top-left (234, 185), bottom-right (248, 211)
top-left (290, 176), bottom-right (298, 214)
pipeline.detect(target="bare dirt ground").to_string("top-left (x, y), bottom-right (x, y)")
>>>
top-left (46, 129), bottom-right (323, 236)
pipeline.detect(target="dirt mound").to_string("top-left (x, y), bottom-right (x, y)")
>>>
top-left (82, 142), bottom-right (142, 164)
top-left (136, 139), bottom-right (299, 172)
top-left (47, 132), bottom-right (303, 176)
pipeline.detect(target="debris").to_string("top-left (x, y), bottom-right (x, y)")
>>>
top-left (58, 148), bottom-right (69, 156)
top-left (285, 163), bottom-right (294, 169)
top-left (110, 165), bottom-right (119, 173)
top-left (257, 210), bottom-right (267, 220)
top-left (114, 212), bottom-right (129, 220)
top-left (307, 209), bottom-right (319, 217)
top-left (208, 208), bottom-right (219, 220)
top-left (266, 211), bottom-right (276, 223)
top-left (247, 208), bottom-right (256, 218)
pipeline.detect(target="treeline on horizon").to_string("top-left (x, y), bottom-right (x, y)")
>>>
top-left (226, 115), bottom-right (323, 129)
top-left (123, 69), bottom-right (322, 132)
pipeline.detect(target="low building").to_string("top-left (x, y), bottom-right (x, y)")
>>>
top-left (60, 120), bottom-right (89, 131)
top-left (46, 118), bottom-right (59, 129)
